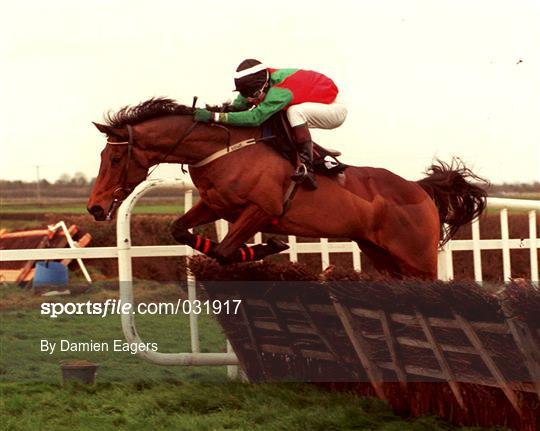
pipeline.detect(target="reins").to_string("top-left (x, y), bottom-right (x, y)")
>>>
top-left (146, 120), bottom-right (199, 177)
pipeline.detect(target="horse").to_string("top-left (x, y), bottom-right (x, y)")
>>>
top-left (87, 97), bottom-right (487, 279)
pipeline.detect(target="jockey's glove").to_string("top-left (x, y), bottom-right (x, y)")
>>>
top-left (194, 109), bottom-right (213, 123)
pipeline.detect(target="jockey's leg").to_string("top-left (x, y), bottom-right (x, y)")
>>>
top-left (290, 123), bottom-right (317, 190)
top-left (287, 101), bottom-right (347, 190)
top-left (213, 204), bottom-right (288, 264)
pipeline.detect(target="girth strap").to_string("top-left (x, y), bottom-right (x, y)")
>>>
top-left (190, 136), bottom-right (273, 168)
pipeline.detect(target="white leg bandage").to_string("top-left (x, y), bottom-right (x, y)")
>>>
top-left (286, 98), bottom-right (348, 129)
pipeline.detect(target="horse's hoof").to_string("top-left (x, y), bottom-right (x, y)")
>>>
top-left (171, 229), bottom-right (191, 244)
top-left (170, 222), bottom-right (190, 243)
top-left (267, 238), bottom-right (289, 253)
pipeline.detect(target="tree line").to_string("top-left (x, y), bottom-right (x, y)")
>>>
top-left (2, 172), bottom-right (94, 188)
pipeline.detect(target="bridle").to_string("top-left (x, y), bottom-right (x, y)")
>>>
top-left (105, 124), bottom-right (134, 220)
top-left (104, 121), bottom-right (199, 220)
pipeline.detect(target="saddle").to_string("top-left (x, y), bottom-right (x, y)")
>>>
top-left (261, 112), bottom-right (347, 177)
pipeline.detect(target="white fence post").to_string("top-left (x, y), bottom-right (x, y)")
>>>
top-left (437, 245), bottom-right (453, 281)
top-left (216, 219), bottom-right (229, 242)
top-left (320, 238), bottom-right (330, 270)
top-left (529, 210), bottom-right (538, 284)
top-left (352, 243), bottom-right (362, 272)
top-left (471, 218), bottom-right (482, 282)
top-left (287, 235), bottom-right (298, 262)
top-left (500, 209), bottom-right (511, 282)
top-left (213, 218), bottom-right (239, 379)
top-left (184, 189), bottom-right (200, 354)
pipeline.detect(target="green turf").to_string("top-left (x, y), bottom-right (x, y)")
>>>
top-left (1, 380), bottom-right (499, 431)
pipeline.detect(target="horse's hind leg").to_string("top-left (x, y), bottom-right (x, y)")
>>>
top-left (356, 237), bottom-right (438, 280)
top-left (355, 239), bottom-right (403, 278)
top-left (214, 204), bottom-right (288, 264)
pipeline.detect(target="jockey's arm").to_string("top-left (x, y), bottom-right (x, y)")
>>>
top-left (231, 94), bottom-right (249, 110)
top-left (217, 87), bottom-right (292, 127)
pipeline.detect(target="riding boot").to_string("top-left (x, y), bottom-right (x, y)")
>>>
top-left (290, 124), bottom-right (317, 190)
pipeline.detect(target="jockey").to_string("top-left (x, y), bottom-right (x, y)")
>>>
top-left (194, 59), bottom-right (347, 190)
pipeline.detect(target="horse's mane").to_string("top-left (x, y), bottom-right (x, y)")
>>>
top-left (105, 97), bottom-right (241, 129)
top-left (105, 97), bottom-right (194, 128)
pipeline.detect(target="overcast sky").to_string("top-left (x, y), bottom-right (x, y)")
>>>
top-left (1, 0), bottom-right (539, 184)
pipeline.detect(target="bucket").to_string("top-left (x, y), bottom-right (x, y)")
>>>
top-left (33, 261), bottom-right (68, 287)
top-left (60, 360), bottom-right (99, 385)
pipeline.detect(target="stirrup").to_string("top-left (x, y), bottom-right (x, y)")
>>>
top-left (291, 164), bottom-right (308, 182)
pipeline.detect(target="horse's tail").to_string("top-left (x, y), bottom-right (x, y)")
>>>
top-left (417, 159), bottom-right (488, 245)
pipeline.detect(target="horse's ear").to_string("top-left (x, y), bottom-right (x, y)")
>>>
top-left (92, 122), bottom-right (125, 138)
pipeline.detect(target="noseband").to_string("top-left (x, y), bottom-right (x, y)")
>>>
top-left (104, 121), bottom-right (199, 220)
top-left (104, 125), bottom-right (135, 220)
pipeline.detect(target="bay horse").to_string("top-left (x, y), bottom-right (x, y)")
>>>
top-left (87, 98), bottom-right (487, 278)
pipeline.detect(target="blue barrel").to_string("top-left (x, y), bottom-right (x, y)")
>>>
top-left (33, 261), bottom-right (69, 287)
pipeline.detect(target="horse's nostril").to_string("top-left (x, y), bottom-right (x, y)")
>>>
top-left (88, 205), bottom-right (106, 221)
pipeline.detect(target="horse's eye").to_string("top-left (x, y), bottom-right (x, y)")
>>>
top-left (111, 157), bottom-right (121, 167)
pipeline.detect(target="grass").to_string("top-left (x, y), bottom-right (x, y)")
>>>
top-left (0, 285), bottom-right (504, 431)
top-left (2, 380), bottom-right (490, 431)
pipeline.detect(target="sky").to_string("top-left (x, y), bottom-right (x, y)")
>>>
top-left (1, 0), bottom-right (539, 184)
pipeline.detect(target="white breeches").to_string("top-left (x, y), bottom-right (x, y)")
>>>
top-left (286, 98), bottom-right (348, 129)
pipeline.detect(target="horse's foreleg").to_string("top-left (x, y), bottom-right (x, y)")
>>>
top-left (213, 205), bottom-right (288, 264)
top-left (172, 201), bottom-right (287, 263)
top-left (171, 201), bottom-right (221, 257)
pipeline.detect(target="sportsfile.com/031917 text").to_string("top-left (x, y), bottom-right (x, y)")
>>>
top-left (40, 299), bottom-right (242, 319)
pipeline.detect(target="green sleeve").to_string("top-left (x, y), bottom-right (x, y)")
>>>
top-left (219, 87), bottom-right (293, 127)
top-left (231, 94), bottom-right (249, 110)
